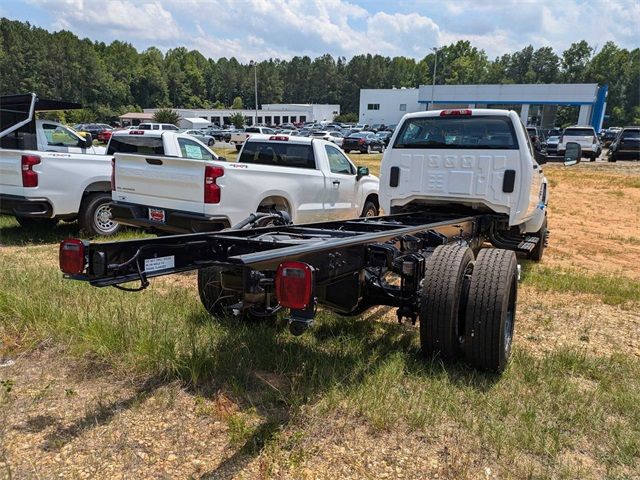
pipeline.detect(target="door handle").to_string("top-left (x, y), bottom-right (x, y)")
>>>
top-left (332, 180), bottom-right (340, 187)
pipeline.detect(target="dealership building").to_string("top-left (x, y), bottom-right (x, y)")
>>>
top-left (359, 83), bottom-right (607, 131)
top-left (122, 103), bottom-right (340, 127)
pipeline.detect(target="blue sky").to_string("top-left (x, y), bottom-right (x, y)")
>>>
top-left (2, 0), bottom-right (639, 62)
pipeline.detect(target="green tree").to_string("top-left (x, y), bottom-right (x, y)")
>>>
top-left (229, 112), bottom-right (245, 128)
top-left (231, 96), bottom-right (244, 109)
top-left (152, 108), bottom-right (181, 125)
top-left (561, 41), bottom-right (593, 82)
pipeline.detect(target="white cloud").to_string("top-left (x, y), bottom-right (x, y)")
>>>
top-left (20, 0), bottom-right (640, 61)
top-left (30, 0), bottom-right (181, 41)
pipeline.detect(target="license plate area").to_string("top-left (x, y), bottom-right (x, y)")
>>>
top-left (148, 208), bottom-right (165, 223)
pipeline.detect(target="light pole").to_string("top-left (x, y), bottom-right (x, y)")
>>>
top-left (430, 47), bottom-right (439, 111)
top-left (252, 61), bottom-right (259, 126)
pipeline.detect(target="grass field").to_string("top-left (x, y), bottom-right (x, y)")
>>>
top-left (0, 158), bottom-right (639, 479)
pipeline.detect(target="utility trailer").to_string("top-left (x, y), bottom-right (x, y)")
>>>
top-left (61, 210), bottom-right (525, 372)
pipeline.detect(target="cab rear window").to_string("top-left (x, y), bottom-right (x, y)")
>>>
top-left (239, 142), bottom-right (316, 169)
top-left (563, 128), bottom-right (594, 136)
top-left (394, 116), bottom-right (519, 149)
top-left (107, 136), bottom-right (164, 155)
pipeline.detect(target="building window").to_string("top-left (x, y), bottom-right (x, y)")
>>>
top-left (399, 104), bottom-right (407, 111)
top-left (367, 103), bottom-right (380, 110)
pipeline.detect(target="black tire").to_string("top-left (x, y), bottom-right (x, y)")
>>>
top-left (235, 145), bottom-right (242, 152)
top-left (208, 139), bottom-right (215, 146)
top-left (420, 244), bottom-right (475, 361)
top-left (78, 193), bottom-right (121, 237)
top-left (198, 267), bottom-right (277, 321)
top-left (589, 153), bottom-right (597, 162)
top-left (527, 217), bottom-right (548, 262)
top-left (15, 217), bottom-right (59, 229)
top-left (360, 200), bottom-right (378, 217)
top-left (608, 153), bottom-right (617, 162)
top-left (463, 249), bottom-right (518, 373)
top-left (198, 267), bottom-right (241, 318)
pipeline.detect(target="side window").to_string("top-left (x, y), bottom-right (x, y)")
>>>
top-left (43, 124), bottom-right (82, 147)
top-left (325, 145), bottom-right (355, 175)
top-left (177, 138), bottom-right (213, 160)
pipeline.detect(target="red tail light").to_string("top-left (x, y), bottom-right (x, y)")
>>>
top-left (59, 239), bottom-right (86, 274)
top-left (440, 109), bottom-right (472, 116)
top-left (269, 135), bottom-right (289, 141)
top-left (204, 165), bottom-right (224, 204)
top-left (110, 158), bottom-right (116, 190)
top-left (21, 154), bottom-right (40, 187)
top-left (358, 138), bottom-right (365, 145)
top-left (275, 261), bottom-right (314, 310)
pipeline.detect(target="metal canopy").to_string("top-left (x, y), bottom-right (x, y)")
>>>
top-left (1, 93), bottom-right (82, 112)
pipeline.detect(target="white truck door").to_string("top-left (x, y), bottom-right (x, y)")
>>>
top-left (323, 144), bottom-right (357, 219)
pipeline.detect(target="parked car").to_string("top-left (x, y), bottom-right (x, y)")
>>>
top-left (181, 129), bottom-right (215, 146)
top-left (545, 135), bottom-right (561, 156)
top-left (97, 128), bottom-right (114, 143)
top-left (223, 128), bottom-right (243, 143)
top-left (376, 131), bottom-right (392, 146)
top-left (230, 126), bottom-right (277, 151)
top-left (558, 125), bottom-right (602, 161)
top-left (74, 123), bottom-right (111, 141)
top-left (607, 127), bottom-right (640, 162)
top-left (370, 124), bottom-right (387, 132)
top-left (601, 127), bottom-right (623, 147)
top-left (342, 131), bottom-right (386, 153)
top-left (138, 123), bottom-right (180, 131)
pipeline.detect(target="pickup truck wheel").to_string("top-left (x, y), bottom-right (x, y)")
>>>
top-left (360, 201), bottom-right (378, 217)
top-left (419, 244), bottom-right (474, 361)
top-left (527, 217), bottom-right (548, 262)
top-left (15, 217), bottom-right (59, 229)
top-left (79, 193), bottom-right (121, 237)
top-left (462, 249), bottom-right (518, 373)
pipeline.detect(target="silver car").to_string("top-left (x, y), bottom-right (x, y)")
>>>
top-left (182, 129), bottom-right (215, 146)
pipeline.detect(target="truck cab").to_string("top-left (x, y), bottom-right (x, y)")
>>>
top-left (380, 109), bottom-right (549, 235)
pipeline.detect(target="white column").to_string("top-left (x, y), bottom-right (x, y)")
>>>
top-left (577, 105), bottom-right (591, 125)
top-left (520, 104), bottom-right (530, 124)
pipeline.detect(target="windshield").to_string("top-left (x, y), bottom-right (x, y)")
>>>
top-left (347, 133), bottom-right (368, 139)
top-left (394, 115), bottom-right (519, 149)
top-left (239, 141), bottom-right (316, 169)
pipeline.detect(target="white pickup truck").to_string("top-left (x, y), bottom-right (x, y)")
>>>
top-left (230, 126), bottom-right (277, 151)
top-left (0, 93), bottom-right (116, 235)
top-left (110, 134), bottom-right (380, 234)
top-left (380, 108), bottom-right (580, 261)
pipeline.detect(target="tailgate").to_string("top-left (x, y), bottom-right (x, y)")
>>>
top-left (0, 150), bottom-right (23, 187)
top-left (113, 153), bottom-right (206, 213)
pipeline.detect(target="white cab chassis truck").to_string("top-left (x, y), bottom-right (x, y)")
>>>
top-left (61, 109), bottom-right (581, 374)
top-left (0, 93), bottom-right (116, 235)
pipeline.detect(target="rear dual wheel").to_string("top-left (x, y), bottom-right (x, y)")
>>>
top-left (419, 245), bottom-right (518, 372)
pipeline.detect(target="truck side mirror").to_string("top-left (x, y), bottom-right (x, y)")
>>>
top-left (563, 142), bottom-right (581, 166)
top-left (534, 149), bottom-right (547, 165)
top-left (81, 133), bottom-right (93, 148)
top-left (356, 166), bottom-right (369, 179)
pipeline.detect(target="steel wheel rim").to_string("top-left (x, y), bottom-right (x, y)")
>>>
top-left (365, 207), bottom-right (376, 217)
top-left (94, 204), bottom-right (117, 233)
